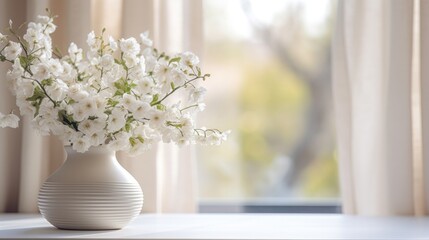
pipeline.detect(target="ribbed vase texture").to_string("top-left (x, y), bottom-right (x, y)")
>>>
top-left (38, 147), bottom-right (143, 230)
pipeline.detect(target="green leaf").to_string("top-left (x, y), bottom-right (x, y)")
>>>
top-left (125, 123), bottom-right (131, 132)
top-left (114, 90), bottom-right (123, 97)
top-left (41, 78), bottom-right (53, 86)
top-left (156, 104), bottom-right (166, 111)
top-left (169, 57), bottom-right (181, 65)
top-left (114, 81), bottom-right (122, 89)
top-left (136, 136), bottom-right (145, 143)
top-left (26, 86), bottom-right (44, 101)
top-left (196, 66), bottom-right (201, 76)
top-left (32, 101), bottom-right (40, 118)
top-left (170, 82), bottom-right (175, 90)
top-left (58, 109), bottom-right (78, 130)
top-left (150, 94), bottom-right (159, 105)
top-left (129, 137), bottom-right (137, 147)
top-left (107, 99), bottom-right (119, 107)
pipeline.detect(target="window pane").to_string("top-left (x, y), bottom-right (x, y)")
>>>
top-left (198, 0), bottom-right (338, 203)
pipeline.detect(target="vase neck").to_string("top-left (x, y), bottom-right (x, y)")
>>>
top-left (65, 146), bottom-right (116, 162)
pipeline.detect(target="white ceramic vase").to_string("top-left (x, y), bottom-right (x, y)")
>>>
top-left (38, 146), bottom-right (143, 230)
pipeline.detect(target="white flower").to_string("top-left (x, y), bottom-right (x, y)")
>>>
top-left (48, 59), bottom-right (64, 76)
top-left (23, 28), bottom-right (43, 46)
top-left (136, 77), bottom-right (154, 94)
top-left (3, 42), bottom-right (22, 60)
top-left (197, 103), bottom-right (206, 112)
top-left (109, 36), bottom-right (117, 51)
top-left (178, 115), bottom-right (194, 137)
top-left (133, 102), bottom-right (151, 120)
top-left (68, 42), bottom-right (82, 62)
top-left (72, 135), bottom-right (91, 153)
top-left (68, 84), bottom-right (89, 101)
top-left (16, 78), bottom-right (35, 98)
top-left (37, 118), bottom-right (61, 136)
top-left (128, 140), bottom-right (152, 156)
top-left (154, 62), bottom-right (171, 82)
top-left (37, 15), bottom-right (56, 34)
top-left (78, 119), bottom-right (97, 135)
top-left (38, 99), bottom-right (57, 118)
top-left (160, 126), bottom-right (180, 143)
top-left (170, 68), bottom-right (186, 86)
top-left (100, 54), bottom-right (114, 68)
top-left (38, 37), bottom-right (53, 59)
top-left (46, 81), bottom-right (67, 101)
top-left (189, 87), bottom-right (206, 103)
top-left (58, 126), bottom-right (79, 144)
top-left (71, 104), bottom-right (87, 122)
top-left (139, 56), bottom-right (146, 72)
top-left (76, 118), bottom-right (104, 141)
top-left (61, 61), bottom-right (76, 83)
top-left (140, 31), bottom-right (153, 47)
top-left (107, 108), bottom-right (127, 132)
top-left (0, 113), bottom-right (20, 128)
top-left (121, 93), bottom-right (139, 112)
top-left (8, 58), bottom-right (24, 79)
top-left (196, 134), bottom-right (209, 145)
top-left (37, 15), bottom-right (52, 24)
top-left (76, 60), bottom-right (90, 73)
top-left (207, 132), bottom-right (222, 145)
top-left (123, 53), bottom-right (139, 68)
top-left (201, 130), bottom-right (230, 146)
top-left (93, 117), bottom-right (106, 130)
top-left (16, 98), bottom-right (35, 116)
top-left (89, 131), bottom-right (105, 146)
top-left (78, 97), bottom-right (98, 117)
top-left (180, 51), bottom-right (199, 67)
top-left (107, 132), bottom-right (130, 151)
top-left (0, 14), bottom-right (227, 153)
top-left (94, 97), bottom-right (108, 116)
top-left (86, 50), bottom-right (99, 65)
top-left (148, 110), bottom-right (166, 129)
top-left (31, 62), bottom-right (51, 80)
top-left (119, 37), bottom-right (140, 56)
top-left (144, 55), bottom-right (157, 72)
top-left (87, 31), bottom-right (96, 49)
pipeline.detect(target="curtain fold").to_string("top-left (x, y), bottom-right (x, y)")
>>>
top-left (333, 0), bottom-right (422, 216)
top-left (0, 0), bottom-right (202, 213)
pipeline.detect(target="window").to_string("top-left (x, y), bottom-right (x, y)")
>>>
top-left (198, 0), bottom-right (338, 212)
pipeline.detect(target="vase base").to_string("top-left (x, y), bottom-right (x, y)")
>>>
top-left (39, 182), bottom-right (143, 231)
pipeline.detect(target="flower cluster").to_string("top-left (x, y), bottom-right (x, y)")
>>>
top-left (0, 12), bottom-right (228, 153)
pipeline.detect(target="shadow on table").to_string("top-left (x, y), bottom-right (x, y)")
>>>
top-left (0, 226), bottom-right (119, 239)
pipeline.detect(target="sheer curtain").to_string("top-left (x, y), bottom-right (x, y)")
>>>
top-left (0, 0), bottom-right (202, 213)
top-left (333, 0), bottom-right (429, 216)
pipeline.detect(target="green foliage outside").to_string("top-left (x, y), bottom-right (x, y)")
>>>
top-left (199, 40), bottom-right (339, 199)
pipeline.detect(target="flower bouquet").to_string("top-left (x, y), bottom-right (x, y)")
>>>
top-left (0, 11), bottom-right (229, 230)
top-left (0, 11), bottom-right (228, 154)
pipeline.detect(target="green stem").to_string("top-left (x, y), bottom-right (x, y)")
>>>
top-left (151, 76), bottom-right (203, 106)
top-left (180, 104), bottom-right (198, 113)
top-left (22, 76), bottom-right (57, 107)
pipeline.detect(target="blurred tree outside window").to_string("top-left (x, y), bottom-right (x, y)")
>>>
top-left (198, 0), bottom-right (337, 203)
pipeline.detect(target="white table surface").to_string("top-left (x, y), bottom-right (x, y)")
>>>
top-left (1, 213), bottom-right (429, 239)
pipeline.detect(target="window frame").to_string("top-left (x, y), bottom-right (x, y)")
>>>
top-left (198, 200), bottom-right (341, 213)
